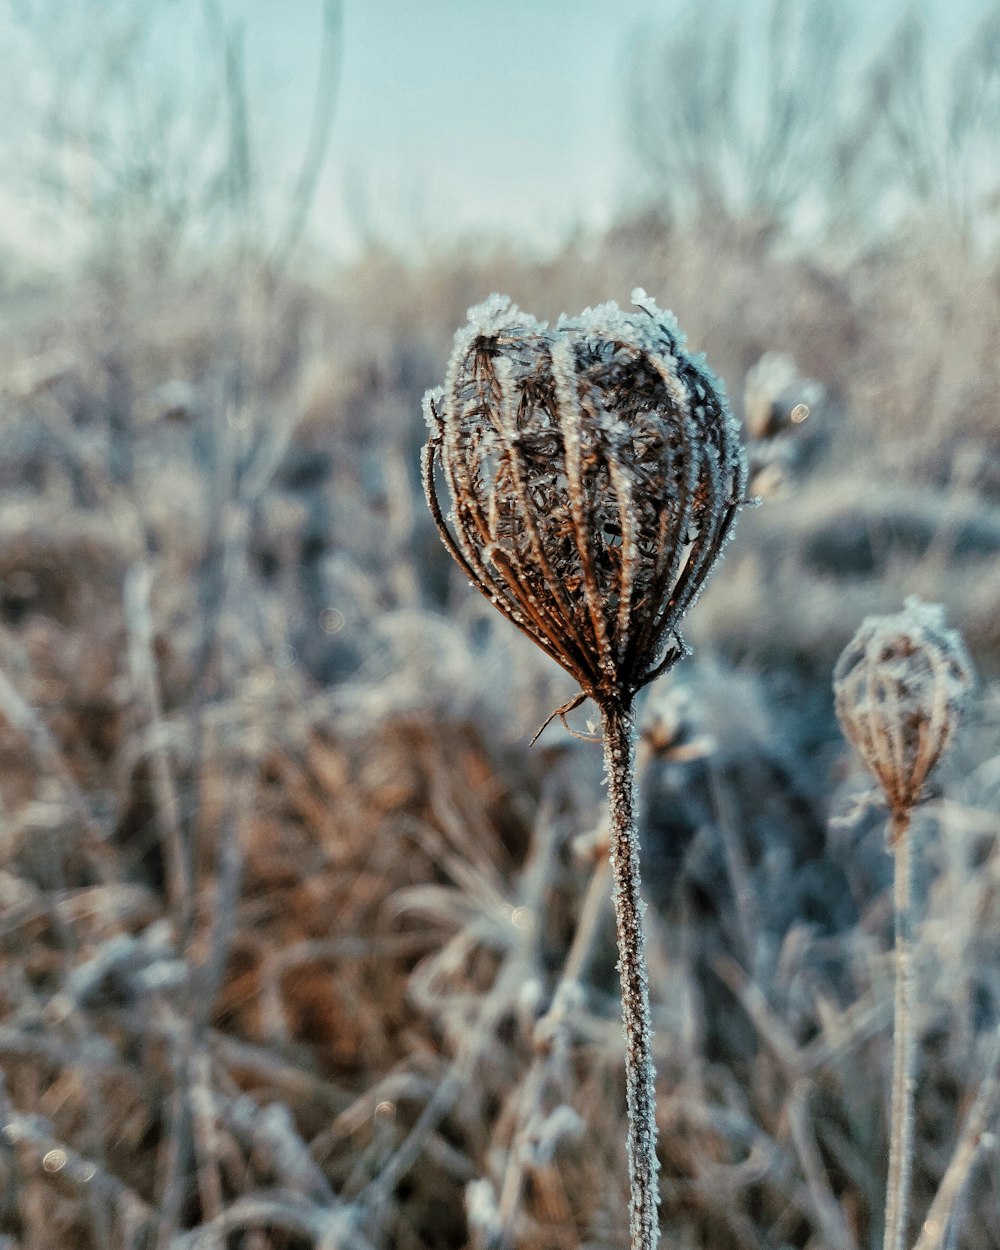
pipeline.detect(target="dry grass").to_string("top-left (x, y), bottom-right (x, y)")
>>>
top-left (0, 214), bottom-right (998, 1250)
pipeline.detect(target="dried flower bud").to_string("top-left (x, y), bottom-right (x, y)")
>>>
top-left (833, 598), bottom-right (973, 821)
top-left (743, 351), bottom-right (822, 442)
top-left (421, 291), bottom-right (747, 708)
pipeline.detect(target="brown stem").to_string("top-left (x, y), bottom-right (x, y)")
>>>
top-left (601, 697), bottom-right (660, 1250)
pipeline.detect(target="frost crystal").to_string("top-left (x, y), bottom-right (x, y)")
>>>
top-left (464, 1178), bottom-right (500, 1237)
top-left (421, 292), bottom-right (748, 705)
top-left (523, 1105), bottom-right (586, 1165)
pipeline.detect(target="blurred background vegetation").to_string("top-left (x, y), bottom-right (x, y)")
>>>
top-left (0, 2), bottom-right (999, 1248)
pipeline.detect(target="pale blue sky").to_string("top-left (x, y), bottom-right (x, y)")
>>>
top-left (221, 0), bottom-right (670, 254)
top-left (0, 0), bottom-right (989, 265)
top-left (331, 0), bottom-right (659, 249)
top-left (238, 0), bottom-right (988, 255)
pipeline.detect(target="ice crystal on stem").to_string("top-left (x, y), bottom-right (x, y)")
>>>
top-left (422, 291), bottom-right (747, 1250)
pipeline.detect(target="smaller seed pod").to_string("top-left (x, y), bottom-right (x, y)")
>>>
top-left (421, 290), bottom-right (747, 712)
top-left (833, 598), bottom-right (974, 826)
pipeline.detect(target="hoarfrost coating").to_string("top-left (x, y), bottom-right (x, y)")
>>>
top-left (421, 290), bottom-right (748, 706)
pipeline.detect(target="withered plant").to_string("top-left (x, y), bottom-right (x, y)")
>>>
top-left (834, 599), bottom-right (974, 1250)
top-left (422, 291), bottom-right (747, 1249)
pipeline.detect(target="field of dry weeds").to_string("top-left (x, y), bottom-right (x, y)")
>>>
top-left (0, 205), bottom-right (997, 1250)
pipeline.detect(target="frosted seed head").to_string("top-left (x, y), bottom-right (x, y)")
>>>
top-left (422, 292), bottom-right (747, 710)
top-left (833, 597), bottom-right (974, 816)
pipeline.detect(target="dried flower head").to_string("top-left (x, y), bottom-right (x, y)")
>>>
top-left (833, 597), bottom-right (974, 822)
top-left (743, 350), bottom-right (821, 441)
top-left (421, 290), bottom-right (747, 710)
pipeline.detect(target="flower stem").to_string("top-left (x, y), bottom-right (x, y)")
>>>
top-left (601, 697), bottom-right (660, 1250)
top-left (883, 809), bottom-right (916, 1250)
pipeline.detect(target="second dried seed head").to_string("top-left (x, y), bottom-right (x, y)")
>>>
top-left (833, 597), bottom-right (974, 827)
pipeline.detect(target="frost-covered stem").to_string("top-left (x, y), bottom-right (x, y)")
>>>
top-left (883, 809), bottom-right (916, 1250)
top-left (601, 697), bottom-right (659, 1250)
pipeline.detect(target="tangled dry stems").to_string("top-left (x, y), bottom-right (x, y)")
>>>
top-left (0, 231), bottom-right (998, 1250)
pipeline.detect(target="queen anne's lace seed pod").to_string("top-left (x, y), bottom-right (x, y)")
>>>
top-left (833, 598), bottom-right (974, 826)
top-left (421, 291), bottom-right (748, 706)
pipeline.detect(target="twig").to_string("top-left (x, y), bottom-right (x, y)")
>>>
top-left (189, 1048), bottom-right (225, 1225)
top-left (707, 758), bottom-right (760, 969)
top-left (167, 1189), bottom-right (361, 1250)
top-left (0, 1094), bottom-right (157, 1242)
top-left (0, 666), bottom-right (112, 874)
top-left (911, 1021), bottom-right (1000, 1250)
top-left (219, 1094), bottom-right (337, 1206)
top-left (713, 954), bottom-right (803, 1077)
top-left (154, 1021), bottom-right (195, 1250)
top-left (123, 563), bottom-right (191, 934)
top-left (193, 798), bottom-right (248, 1033)
top-left (788, 1079), bottom-right (858, 1250)
top-left (269, 0), bottom-right (344, 272)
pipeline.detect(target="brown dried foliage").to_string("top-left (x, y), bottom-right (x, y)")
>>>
top-left (0, 209), bottom-right (999, 1250)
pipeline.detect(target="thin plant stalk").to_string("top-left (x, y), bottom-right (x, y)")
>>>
top-left (833, 602), bottom-right (973, 1250)
top-left (884, 809), bottom-right (916, 1250)
top-left (602, 697), bottom-right (659, 1250)
top-left (424, 293), bottom-right (746, 1250)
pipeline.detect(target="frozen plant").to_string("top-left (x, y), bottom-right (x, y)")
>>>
top-left (833, 598), bottom-right (974, 1250)
top-left (422, 290), bottom-right (747, 1250)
